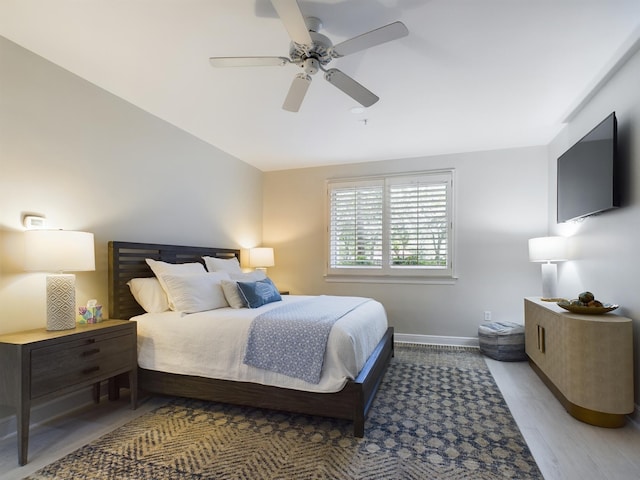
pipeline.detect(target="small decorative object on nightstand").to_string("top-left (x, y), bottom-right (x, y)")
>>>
top-left (0, 320), bottom-right (137, 465)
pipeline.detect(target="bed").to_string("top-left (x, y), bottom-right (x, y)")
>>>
top-left (108, 241), bottom-right (394, 436)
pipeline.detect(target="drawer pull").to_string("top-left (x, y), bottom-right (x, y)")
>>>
top-left (81, 348), bottom-right (101, 357)
top-left (82, 366), bottom-right (100, 375)
top-left (537, 325), bottom-right (545, 353)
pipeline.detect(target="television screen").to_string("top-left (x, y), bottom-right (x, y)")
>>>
top-left (557, 112), bottom-right (618, 223)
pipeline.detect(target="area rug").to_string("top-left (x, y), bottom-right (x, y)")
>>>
top-left (26, 344), bottom-right (542, 479)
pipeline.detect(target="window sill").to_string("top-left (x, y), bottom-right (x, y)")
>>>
top-left (324, 274), bottom-right (458, 285)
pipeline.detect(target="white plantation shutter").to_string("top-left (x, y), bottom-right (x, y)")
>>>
top-left (329, 180), bottom-right (383, 268)
top-left (387, 174), bottom-right (450, 269)
top-left (327, 171), bottom-right (454, 278)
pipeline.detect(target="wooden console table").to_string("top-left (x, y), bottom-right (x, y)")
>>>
top-left (524, 297), bottom-right (633, 427)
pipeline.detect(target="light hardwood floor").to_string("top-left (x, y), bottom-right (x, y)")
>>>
top-left (0, 396), bottom-right (168, 480)
top-left (485, 358), bottom-right (640, 480)
top-left (0, 360), bottom-right (638, 479)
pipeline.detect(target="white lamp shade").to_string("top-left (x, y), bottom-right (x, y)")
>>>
top-left (24, 230), bottom-right (95, 272)
top-left (528, 236), bottom-right (568, 263)
top-left (248, 247), bottom-right (275, 268)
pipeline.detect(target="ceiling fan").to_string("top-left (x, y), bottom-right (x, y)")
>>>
top-left (209, 0), bottom-right (409, 112)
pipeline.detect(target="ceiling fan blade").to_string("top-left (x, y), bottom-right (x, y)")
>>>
top-left (271, 0), bottom-right (313, 45)
top-left (324, 68), bottom-right (379, 107)
top-left (331, 21), bottom-right (409, 57)
top-left (209, 56), bottom-right (290, 67)
top-left (283, 73), bottom-right (311, 112)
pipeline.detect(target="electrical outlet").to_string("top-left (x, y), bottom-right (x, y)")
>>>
top-left (484, 311), bottom-right (492, 321)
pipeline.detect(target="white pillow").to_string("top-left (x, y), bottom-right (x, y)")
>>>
top-left (219, 272), bottom-right (267, 308)
top-left (229, 270), bottom-right (266, 282)
top-left (203, 256), bottom-right (242, 274)
top-left (145, 259), bottom-right (206, 310)
top-left (221, 279), bottom-right (246, 309)
top-left (161, 272), bottom-right (231, 313)
top-left (127, 277), bottom-right (169, 313)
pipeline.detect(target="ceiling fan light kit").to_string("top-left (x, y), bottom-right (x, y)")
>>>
top-left (209, 0), bottom-right (408, 112)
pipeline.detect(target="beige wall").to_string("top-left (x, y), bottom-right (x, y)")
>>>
top-left (263, 146), bottom-right (549, 339)
top-left (0, 37), bottom-right (263, 334)
top-left (548, 46), bottom-right (640, 407)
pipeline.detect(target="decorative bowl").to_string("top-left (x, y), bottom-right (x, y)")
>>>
top-left (556, 300), bottom-right (619, 315)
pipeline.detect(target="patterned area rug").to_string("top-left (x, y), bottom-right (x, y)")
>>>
top-left (26, 344), bottom-right (542, 479)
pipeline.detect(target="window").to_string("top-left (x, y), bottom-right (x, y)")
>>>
top-left (327, 170), bottom-right (454, 281)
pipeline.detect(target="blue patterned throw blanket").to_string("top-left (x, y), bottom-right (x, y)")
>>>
top-left (243, 296), bottom-right (370, 384)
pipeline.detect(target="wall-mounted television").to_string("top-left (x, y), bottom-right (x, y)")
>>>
top-left (557, 112), bottom-right (619, 223)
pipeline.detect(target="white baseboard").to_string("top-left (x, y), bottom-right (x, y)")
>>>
top-left (395, 333), bottom-right (479, 347)
top-left (0, 385), bottom-right (99, 442)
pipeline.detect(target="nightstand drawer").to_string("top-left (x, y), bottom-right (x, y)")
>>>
top-left (31, 329), bottom-right (134, 398)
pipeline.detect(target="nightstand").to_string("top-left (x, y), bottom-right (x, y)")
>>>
top-left (0, 320), bottom-right (137, 465)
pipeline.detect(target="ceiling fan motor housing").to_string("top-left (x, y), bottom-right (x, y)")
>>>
top-left (289, 25), bottom-right (333, 70)
top-left (302, 58), bottom-right (319, 75)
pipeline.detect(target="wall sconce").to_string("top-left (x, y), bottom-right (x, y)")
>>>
top-left (24, 230), bottom-right (96, 330)
top-left (528, 236), bottom-right (568, 301)
top-left (248, 247), bottom-right (275, 274)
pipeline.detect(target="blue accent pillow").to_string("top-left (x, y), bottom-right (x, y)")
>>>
top-left (236, 277), bottom-right (282, 308)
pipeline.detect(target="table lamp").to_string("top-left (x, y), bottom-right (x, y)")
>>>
top-left (24, 230), bottom-right (96, 330)
top-left (248, 247), bottom-right (275, 274)
top-left (528, 236), bottom-right (568, 301)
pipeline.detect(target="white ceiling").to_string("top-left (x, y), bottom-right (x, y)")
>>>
top-left (2, 0), bottom-right (640, 171)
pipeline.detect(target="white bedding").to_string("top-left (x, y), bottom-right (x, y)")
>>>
top-left (132, 295), bottom-right (388, 393)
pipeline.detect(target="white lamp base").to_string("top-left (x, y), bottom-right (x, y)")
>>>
top-left (540, 263), bottom-right (558, 302)
top-left (46, 274), bottom-right (76, 331)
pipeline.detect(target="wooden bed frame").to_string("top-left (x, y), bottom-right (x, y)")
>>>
top-left (108, 241), bottom-right (394, 436)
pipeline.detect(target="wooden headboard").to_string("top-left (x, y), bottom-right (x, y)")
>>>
top-left (108, 241), bottom-right (240, 320)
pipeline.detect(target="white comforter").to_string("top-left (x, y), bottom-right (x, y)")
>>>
top-left (132, 295), bottom-right (388, 393)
